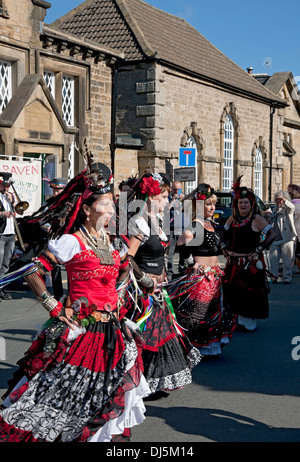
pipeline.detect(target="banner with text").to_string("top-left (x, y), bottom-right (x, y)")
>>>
top-left (0, 160), bottom-right (42, 215)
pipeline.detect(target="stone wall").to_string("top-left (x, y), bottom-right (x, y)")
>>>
top-left (113, 147), bottom-right (139, 189)
top-left (0, 0), bottom-right (46, 44)
top-left (115, 61), bottom-right (285, 199)
top-left (87, 61), bottom-right (112, 165)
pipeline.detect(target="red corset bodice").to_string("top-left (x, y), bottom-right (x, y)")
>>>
top-left (64, 234), bottom-right (120, 311)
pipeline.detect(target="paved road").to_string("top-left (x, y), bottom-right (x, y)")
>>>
top-left (1, 266), bottom-right (300, 443)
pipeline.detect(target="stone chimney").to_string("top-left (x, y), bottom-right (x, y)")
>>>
top-left (32, 0), bottom-right (51, 23)
top-left (247, 67), bottom-right (254, 75)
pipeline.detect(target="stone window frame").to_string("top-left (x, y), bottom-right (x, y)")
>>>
top-left (220, 102), bottom-right (240, 191)
top-left (41, 56), bottom-right (88, 129)
top-left (0, 59), bottom-right (12, 114)
top-left (222, 114), bottom-right (234, 191)
top-left (0, 45), bottom-right (27, 113)
top-left (62, 74), bottom-right (75, 126)
top-left (254, 147), bottom-right (263, 198)
top-left (43, 70), bottom-right (55, 99)
top-left (251, 137), bottom-right (268, 199)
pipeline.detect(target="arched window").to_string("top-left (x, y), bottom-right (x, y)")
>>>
top-left (254, 148), bottom-right (263, 198)
top-left (185, 135), bottom-right (198, 195)
top-left (223, 115), bottom-right (234, 191)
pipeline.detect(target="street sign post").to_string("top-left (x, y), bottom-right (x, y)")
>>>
top-left (179, 147), bottom-right (196, 167)
top-left (174, 167), bottom-right (196, 182)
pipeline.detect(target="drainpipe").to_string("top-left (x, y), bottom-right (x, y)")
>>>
top-left (110, 64), bottom-right (118, 178)
top-left (268, 104), bottom-right (276, 202)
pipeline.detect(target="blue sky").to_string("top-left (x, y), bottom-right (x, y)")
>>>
top-left (46, 0), bottom-right (300, 85)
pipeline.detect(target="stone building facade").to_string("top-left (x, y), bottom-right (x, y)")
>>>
top-left (0, 0), bottom-right (122, 201)
top-left (254, 71), bottom-right (300, 190)
top-left (54, 0), bottom-right (288, 200)
top-left (1, 0), bottom-right (294, 202)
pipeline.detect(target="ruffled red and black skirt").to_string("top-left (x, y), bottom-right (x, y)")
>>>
top-left (222, 255), bottom-right (270, 319)
top-left (0, 316), bottom-right (144, 442)
top-left (174, 267), bottom-right (236, 348)
top-left (127, 291), bottom-right (202, 393)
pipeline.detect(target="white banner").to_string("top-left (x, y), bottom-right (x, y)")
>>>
top-left (0, 159), bottom-right (42, 215)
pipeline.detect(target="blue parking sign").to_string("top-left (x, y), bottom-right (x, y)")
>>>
top-left (179, 147), bottom-right (196, 167)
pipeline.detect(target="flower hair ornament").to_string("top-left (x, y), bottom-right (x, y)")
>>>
top-left (140, 173), bottom-right (163, 196)
top-left (195, 183), bottom-right (214, 200)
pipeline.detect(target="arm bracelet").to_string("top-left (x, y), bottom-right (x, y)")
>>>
top-left (117, 274), bottom-right (130, 301)
top-left (136, 272), bottom-right (154, 289)
top-left (184, 254), bottom-right (195, 268)
top-left (39, 291), bottom-right (61, 314)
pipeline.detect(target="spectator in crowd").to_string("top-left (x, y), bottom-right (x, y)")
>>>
top-left (288, 184), bottom-right (300, 274)
top-left (269, 190), bottom-right (297, 284)
top-left (118, 176), bottom-right (138, 193)
top-left (50, 178), bottom-right (66, 198)
top-left (165, 180), bottom-right (185, 281)
top-left (0, 172), bottom-right (16, 300)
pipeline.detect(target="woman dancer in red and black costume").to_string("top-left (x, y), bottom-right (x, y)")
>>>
top-left (122, 172), bottom-right (202, 396)
top-left (221, 176), bottom-right (276, 332)
top-left (174, 184), bottom-right (236, 357)
top-left (0, 161), bottom-right (150, 442)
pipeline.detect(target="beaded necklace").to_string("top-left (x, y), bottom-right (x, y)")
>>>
top-left (232, 211), bottom-right (253, 228)
top-left (194, 217), bottom-right (215, 231)
top-left (80, 225), bottom-right (114, 265)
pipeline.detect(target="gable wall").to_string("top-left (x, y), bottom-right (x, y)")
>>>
top-left (115, 61), bottom-right (287, 199)
top-left (0, 0), bottom-right (42, 43)
top-left (281, 83), bottom-right (300, 186)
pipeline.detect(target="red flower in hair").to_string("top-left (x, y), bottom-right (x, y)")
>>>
top-left (140, 176), bottom-right (161, 196)
top-left (196, 193), bottom-right (207, 200)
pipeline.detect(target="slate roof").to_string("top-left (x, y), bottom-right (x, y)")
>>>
top-left (51, 0), bottom-right (144, 60)
top-left (41, 23), bottom-right (124, 59)
top-left (254, 72), bottom-right (292, 95)
top-left (51, 0), bottom-right (286, 106)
